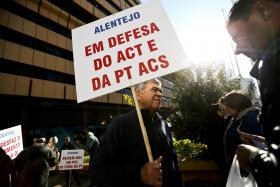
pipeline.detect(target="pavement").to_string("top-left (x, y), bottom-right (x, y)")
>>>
top-left (49, 171), bottom-right (92, 187)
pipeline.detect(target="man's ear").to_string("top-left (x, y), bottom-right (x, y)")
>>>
top-left (253, 1), bottom-right (272, 21)
top-left (136, 90), bottom-right (142, 100)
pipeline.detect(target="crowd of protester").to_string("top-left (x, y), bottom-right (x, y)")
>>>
top-left (0, 130), bottom-right (99, 187)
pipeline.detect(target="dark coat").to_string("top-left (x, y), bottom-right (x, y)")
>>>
top-left (249, 32), bottom-right (280, 187)
top-left (61, 141), bottom-right (77, 150)
top-left (91, 109), bottom-right (182, 187)
top-left (13, 143), bottom-right (57, 187)
top-left (224, 107), bottom-right (262, 167)
top-left (0, 147), bottom-right (14, 187)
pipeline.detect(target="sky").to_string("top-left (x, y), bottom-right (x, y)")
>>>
top-left (140, 0), bottom-right (254, 78)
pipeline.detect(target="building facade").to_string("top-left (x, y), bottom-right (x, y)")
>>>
top-left (0, 0), bottom-right (175, 145)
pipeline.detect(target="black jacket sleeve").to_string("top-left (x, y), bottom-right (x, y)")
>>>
top-left (249, 126), bottom-right (280, 187)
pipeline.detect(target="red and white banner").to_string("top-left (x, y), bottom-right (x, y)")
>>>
top-left (0, 125), bottom-right (23, 159)
top-left (72, 0), bottom-right (188, 103)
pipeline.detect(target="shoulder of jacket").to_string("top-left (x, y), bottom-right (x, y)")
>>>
top-left (116, 109), bottom-right (136, 121)
top-left (107, 110), bottom-right (136, 128)
top-left (236, 107), bottom-right (259, 120)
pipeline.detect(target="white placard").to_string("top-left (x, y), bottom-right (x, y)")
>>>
top-left (0, 125), bottom-right (23, 159)
top-left (72, 0), bottom-right (188, 103)
top-left (59, 149), bottom-right (84, 170)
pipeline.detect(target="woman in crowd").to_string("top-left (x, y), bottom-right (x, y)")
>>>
top-left (220, 91), bottom-right (263, 170)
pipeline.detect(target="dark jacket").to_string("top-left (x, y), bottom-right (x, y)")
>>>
top-left (224, 107), bottom-right (262, 167)
top-left (249, 32), bottom-right (280, 187)
top-left (0, 147), bottom-right (14, 187)
top-left (13, 143), bottom-right (57, 187)
top-left (61, 141), bottom-right (78, 150)
top-left (91, 109), bottom-right (183, 187)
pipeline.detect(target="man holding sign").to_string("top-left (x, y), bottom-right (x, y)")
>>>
top-left (72, 1), bottom-right (187, 186)
top-left (91, 79), bottom-right (182, 187)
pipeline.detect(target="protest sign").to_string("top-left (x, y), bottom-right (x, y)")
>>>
top-left (72, 0), bottom-right (188, 103)
top-left (59, 149), bottom-right (84, 170)
top-left (0, 125), bottom-right (23, 159)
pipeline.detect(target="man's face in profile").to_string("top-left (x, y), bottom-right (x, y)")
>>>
top-left (228, 19), bottom-right (263, 62)
top-left (227, 1), bottom-right (277, 62)
top-left (138, 82), bottom-right (163, 113)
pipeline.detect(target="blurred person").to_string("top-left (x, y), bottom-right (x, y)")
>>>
top-left (13, 137), bottom-right (57, 187)
top-left (61, 136), bottom-right (82, 186)
top-left (0, 147), bottom-right (14, 187)
top-left (74, 129), bottom-right (99, 161)
top-left (48, 136), bottom-right (59, 158)
top-left (74, 130), bottom-right (99, 187)
top-left (220, 91), bottom-right (262, 169)
top-left (91, 79), bottom-right (183, 187)
top-left (206, 101), bottom-right (231, 187)
top-left (47, 136), bottom-right (60, 174)
top-left (61, 136), bottom-right (77, 151)
top-left (227, 0), bottom-right (280, 186)
top-left (33, 137), bottom-right (46, 144)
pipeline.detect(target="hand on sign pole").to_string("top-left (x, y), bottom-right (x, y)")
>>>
top-left (141, 156), bottom-right (163, 186)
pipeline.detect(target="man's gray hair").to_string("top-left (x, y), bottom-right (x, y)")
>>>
top-left (135, 79), bottom-right (162, 92)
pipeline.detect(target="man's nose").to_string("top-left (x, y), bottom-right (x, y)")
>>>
top-left (157, 90), bottom-right (163, 97)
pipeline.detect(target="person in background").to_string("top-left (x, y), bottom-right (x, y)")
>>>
top-left (61, 136), bottom-right (82, 186)
top-left (74, 130), bottom-right (100, 187)
top-left (227, 0), bottom-right (280, 186)
top-left (74, 129), bottom-right (99, 161)
top-left (0, 147), bottom-right (14, 187)
top-left (206, 101), bottom-right (231, 187)
top-left (91, 79), bottom-right (183, 187)
top-left (33, 137), bottom-right (46, 144)
top-left (47, 136), bottom-right (60, 174)
top-left (220, 91), bottom-right (262, 170)
top-left (48, 136), bottom-right (59, 161)
top-left (13, 137), bottom-right (57, 187)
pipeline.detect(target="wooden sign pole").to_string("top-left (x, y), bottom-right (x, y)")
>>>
top-left (131, 86), bottom-right (153, 162)
top-left (9, 174), bottom-right (12, 187)
top-left (68, 170), bottom-right (72, 187)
